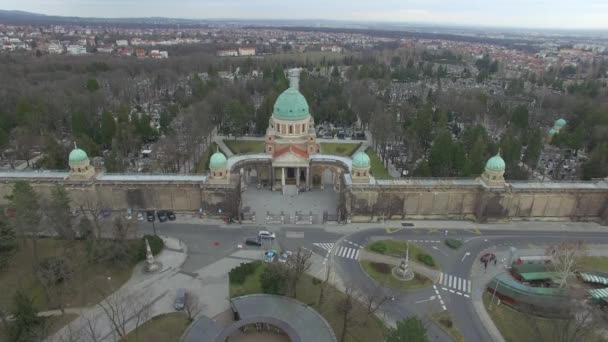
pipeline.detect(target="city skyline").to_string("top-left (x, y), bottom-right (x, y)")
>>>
top-left (1, 0), bottom-right (608, 30)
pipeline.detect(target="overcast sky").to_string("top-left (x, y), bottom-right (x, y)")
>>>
top-left (1, 0), bottom-right (607, 29)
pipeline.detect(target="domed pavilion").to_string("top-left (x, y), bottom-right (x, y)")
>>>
top-left (208, 150), bottom-right (229, 184)
top-left (264, 70), bottom-right (320, 191)
top-left (351, 151), bottom-right (371, 183)
top-left (480, 152), bottom-right (506, 187)
top-left (68, 146), bottom-right (96, 180)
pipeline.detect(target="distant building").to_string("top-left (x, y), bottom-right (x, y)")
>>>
top-left (66, 45), bottom-right (87, 55)
top-left (115, 40), bottom-right (129, 47)
top-left (238, 47), bottom-right (256, 56)
top-left (97, 45), bottom-right (114, 53)
top-left (149, 50), bottom-right (168, 59)
top-left (135, 48), bottom-right (146, 58)
top-left (48, 42), bottom-right (64, 54)
top-left (117, 47), bottom-right (133, 56)
top-left (217, 49), bottom-right (238, 57)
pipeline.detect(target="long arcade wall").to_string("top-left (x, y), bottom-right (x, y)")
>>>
top-left (346, 177), bottom-right (608, 224)
top-left (1, 172), bottom-right (607, 225)
top-left (0, 173), bottom-right (241, 217)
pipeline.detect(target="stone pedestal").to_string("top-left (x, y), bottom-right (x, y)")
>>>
top-left (144, 238), bottom-right (161, 273)
top-left (392, 243), bottom-right (414, 281)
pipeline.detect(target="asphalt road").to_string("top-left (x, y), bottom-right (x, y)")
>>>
top-left (138, 221), bottom-right (608, 342)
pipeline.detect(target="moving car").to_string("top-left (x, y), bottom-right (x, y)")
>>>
top-left (167, 211), bottom-right (176, 221)
top-left (146, 210), bottom-right (155, 222)
top-left (157, 210), bottom-right (168, 222)
top-left (137, 211), bottom-right (144, 221)
top-left (174, 288), bottom-right (187, 311)
top-left (245, 237), bottom-right (262, 246)
top-left (258, 230), bottom-right (276, 240)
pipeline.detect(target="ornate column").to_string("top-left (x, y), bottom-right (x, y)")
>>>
top-left (306, 166), bottom-right (310, 191)
top-left (296, 167), bottom-right (300, 188)
top-left (270, 166), bottom-right (274, 190)
top-left (281, 167), bottom-right (285, 187)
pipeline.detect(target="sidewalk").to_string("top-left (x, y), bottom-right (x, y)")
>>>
top-left (359, 250), bottom-right (441, 282)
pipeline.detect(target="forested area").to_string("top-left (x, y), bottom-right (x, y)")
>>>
top-left (0, 44), bottom-right (607, 179)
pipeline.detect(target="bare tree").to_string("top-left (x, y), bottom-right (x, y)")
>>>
top-left (336, 286), bottom-right (358, 342)
top-left (317, 264), bottom-right (332, 307)
top-left (80, 198), bottom-right (107, 239)
top-left (546, 240), bottom-right (588, 288)
top-left (184, 292), bottom-right (204, 321)
top-left (97, 290), bottom-right (152, 340)
top-left (361, 286), bottom-right (390, 326)
top-left (527, 301), bottom-right (602, 342)
top-left (285, 247), bottom-right (313, 298)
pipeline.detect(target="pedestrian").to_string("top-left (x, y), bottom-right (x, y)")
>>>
top-left (494, 258), bottom-right (497, 266)
top-left (484, 261), bottom-right (488, 272)
top-left (444, 230), bottom-right (448, 237)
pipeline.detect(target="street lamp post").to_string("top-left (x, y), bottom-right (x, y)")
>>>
top-left (490, 270), bottom-right (508, 310)
top-left (152, 210), bottom-right (157, 236)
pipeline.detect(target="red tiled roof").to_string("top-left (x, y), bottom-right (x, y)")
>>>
top-left (273, 145), bottom-right (309, 159)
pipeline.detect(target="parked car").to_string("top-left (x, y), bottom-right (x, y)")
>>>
top-left (174, 288), bottom-right (187, 310)
top-left (157, 210), bottom-right (168, 222)
top-left (167, 211), bottom-right (176, 221)
top-left (146, 210), bottom-right (156, 222)
top-left (258, 230), bottom-right (276, 240)
top-left (137, 211), bottom-right (144, 221)
top-left (278, 251), bottom-right (293, 263)
top-left (125, 208), bottom-right (132, 220)
top-left (264, 250), bottom-right (278, 263)
top-left (245, 237), bottom-right (262, 246)
top-left (69, 208), bottom-right (80, 217)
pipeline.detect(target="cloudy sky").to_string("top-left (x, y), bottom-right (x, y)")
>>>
top-left (1, 0), bottom-right (607, 29)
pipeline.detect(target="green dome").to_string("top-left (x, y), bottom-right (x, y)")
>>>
top-left (69, 148), bottom-right (88, 163)
top-left (548, 128), bottom-right (557, 135)
top-left (272, 87), bottom-right (310, 121)
top-left (352, 151), bottom-right (371, 169)
top-left (485, 153), bottom-right (505, 172)
top-left (209, 151), bottom-right (227, 169)
top-left (555, 119), bottom-right (566, 128)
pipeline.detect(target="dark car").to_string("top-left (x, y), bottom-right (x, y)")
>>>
top-left (167, 211), bottom-right (176, 221)
top-left (157, 210), bottom-right (168, 222)
top-left (245, 237), bottom-right (261, 246)
top-left (146, 210), bottom-right (156, 222)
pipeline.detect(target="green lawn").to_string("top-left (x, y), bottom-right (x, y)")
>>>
top-left (365, 147), bottom-right (392, 179)
top-left (122, 312), bottom-right (191, 342)
top-left (223, 140), bottom-right (265, 154)
top-left (320, 143), bottom-right (361, 157)
top-left (360, 260), bottom-right (431, 290)
top-left (228, 262), bottom-right (386, 342)
top-left (365, 239), bottom-right (439, 270)
top-left (430, 311), bottom-right (464, 342)
top-left (0, 238), bottom-right (137, 311)
top-left (483, 292), bottom-right (603, 342)
top-left (0, 313), bottom-right (78, 341)
top-left (577, 256), bottom-right (608, 273)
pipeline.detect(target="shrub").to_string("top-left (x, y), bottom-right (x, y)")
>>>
top-left (370, 262), bottom-right (392, 274)
top-left (312, 277), bottom-right (322, 285)
top-left (134, 235), bottom-right (164, 262)
top-left (229, 261), bottom-right (260, 285)
top-left (416, 253), bottom-right (435, 267)
top-left (445, 239), bottom-right (463, 250)
top-left (439, 317), bottom-right (453, 328)
top-left (369, 241), bottom-right (388, 254)
top-left (260, 263), bottom-right (287, 295)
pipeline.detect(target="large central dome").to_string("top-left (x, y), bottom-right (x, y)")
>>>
top-left (272, 87), bottom-right (310, 121)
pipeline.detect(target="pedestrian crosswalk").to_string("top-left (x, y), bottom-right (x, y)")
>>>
top-left (438, 273), bottom-right (471, 297)
top-left (335, 245), bottom-right (360, 260)
top-left (313, 243), bottom-right (334, 252)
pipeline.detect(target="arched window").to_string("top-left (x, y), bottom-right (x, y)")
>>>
top-left (302, 123), bottom-right (306, 132)
top-left (289, 125), bottom-right (293, 134)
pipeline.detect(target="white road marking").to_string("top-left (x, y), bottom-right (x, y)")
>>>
top-left (448, 275), bottom-right (453, 288)
top-left (439, 273), bottom-right (443, 284)
top-left (449, 289), bottom-right (455, 293)
top-left (467, 280), bottom-right (472, 293)
top-left (464, 294), bottom-right (470, 298)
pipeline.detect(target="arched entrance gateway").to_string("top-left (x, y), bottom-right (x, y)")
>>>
top-left (222, 69), bottom-right (372, 223)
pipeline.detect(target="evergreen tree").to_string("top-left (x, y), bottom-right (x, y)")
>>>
top-left (48, 185), bottom-right (74, 239)
top-left (0, 215), bottom-right (17, 270)
top-left (464, 136), bottom-right (487, 176)
top-left (86, 78), bottom-right (100, 92)
top-left (428, 132), bottom-right (454, 177)
top-left (524, 128), bottom-right (543, 167)
top-left (100, 111), bottom-right (116, 147)
top-left (385, 317), bottom-right (428, 342)
top-left (413, 161), bottom-right (431, 177)
top-left (8, 181), bottom-right (41, 263)
top-left (511, 105), bottom-right (529, 131)
top-left (8, 291), bottom-right (46, 342)
top-left (582, 143), bottom-right (608, 180)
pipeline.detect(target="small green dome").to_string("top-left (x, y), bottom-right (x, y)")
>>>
top-left (555, 119), bottom-right (566, 128)
top-left (69, 148), bottom-right (88, 163)
top-left (485, 153), bottom-right (505, 172)
top-left (352, 151), bottom-right (371, 169)
top-left (548, 128), bottom-right (557, 135)
top-left (209, 151), bottom-right (227, 169)
top-left (272, 87), bottom-right (310, 121)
